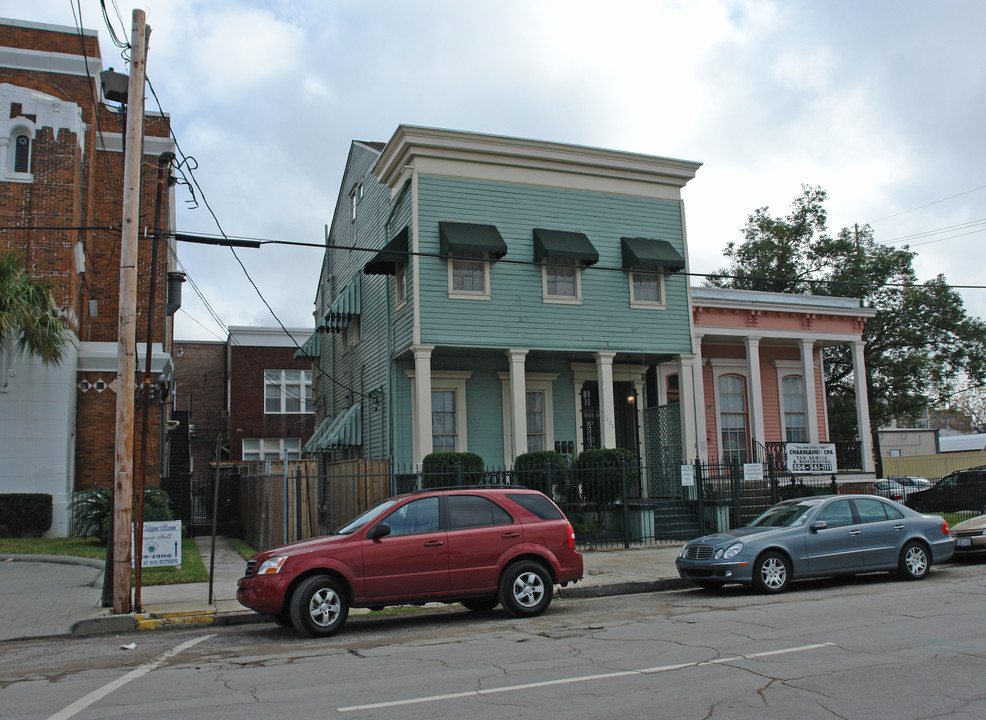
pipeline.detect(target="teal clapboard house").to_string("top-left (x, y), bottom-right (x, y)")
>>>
top-left (305, 126), bottom-right (703, 483)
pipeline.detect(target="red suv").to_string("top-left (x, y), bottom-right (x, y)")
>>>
top-left (237, 486), bottom-right (584, 637)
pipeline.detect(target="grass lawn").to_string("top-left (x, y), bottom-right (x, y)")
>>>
top-left (227, 537), bottom-right (257, 560)
top-left (0, 537), bottom-right (209, 585)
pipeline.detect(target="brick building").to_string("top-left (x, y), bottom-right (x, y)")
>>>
top-left (0, 17), bottom-right (178, 534)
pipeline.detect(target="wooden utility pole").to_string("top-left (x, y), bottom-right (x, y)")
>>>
top-left (112, 8), bottom-right (149, 615)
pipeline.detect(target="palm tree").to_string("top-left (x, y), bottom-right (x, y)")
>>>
top-left (0, 251), bottom-right (70, 365)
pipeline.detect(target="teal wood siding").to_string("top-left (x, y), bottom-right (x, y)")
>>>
top-left (416, 175), bottom-right (692, 354)
top-left (388, 190), bottom-right (415, 355)
top-left (320, 143), bottom-right (392, 459)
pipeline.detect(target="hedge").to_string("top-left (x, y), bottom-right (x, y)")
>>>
top-left (0, 493), bottom-right (53, 538)
top-left (421, 452), bottom-right (485, 487)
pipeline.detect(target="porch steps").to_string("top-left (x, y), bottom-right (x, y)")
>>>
top-left (650, 500), bottom-right (703, 541)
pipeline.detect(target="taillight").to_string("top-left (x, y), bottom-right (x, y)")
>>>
top-left (567, 523), bottom-right (576, 548)
top-left (942, 521), bottom-right (950, 536)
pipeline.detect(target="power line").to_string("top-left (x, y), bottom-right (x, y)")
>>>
top-left (868, 183), bottom-right (986, 224)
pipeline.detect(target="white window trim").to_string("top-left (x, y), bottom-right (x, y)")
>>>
top-left (628, 271), bottom-right (666, 309)
top-left (710, 360), bottom-right (750, 461)
top-left (2, 122), bottom-right (35, 183)
top-left (774, 360), bottom-right (807, 443)
top-left (498, 372), bottom-right (558, 465)
top-left (264, 369), bottom-right (313, 414)
top-left (407, 370), bottom-right (473, 452)
top-left (541, 259), bottom-right (582, 305)
top-left (242, 437), bottom-right (302, 461)
top-left (447, 253), bottom-right (491, 300)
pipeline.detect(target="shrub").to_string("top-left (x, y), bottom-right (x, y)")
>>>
top-left (575, 448), bottom-right (638, 504)
top-left (421, 452), bottom-right (484, 488)
top-left (513, 451), bottom-right (571, 497)
top-left (70, 486), bottom-right (173, 544)
top-left (0, 493), bottom-right (52, 537)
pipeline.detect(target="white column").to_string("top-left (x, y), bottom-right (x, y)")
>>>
top-left (744, 336), bottom-right (766, 454)
top-left (411, 344), bottom-right (434, 468)
top-left (676, 354), bottom-right (698, 463)
top-left (595, 352), bottom-right (617, 448)
top-left (852, 341), bottom-right (875, 472)
top-left (800, 339), bottom-right (819, 443)
top-left (506, 349), bottom-right (528, 463)
top-left (692, 334), bottom-right (708, 461)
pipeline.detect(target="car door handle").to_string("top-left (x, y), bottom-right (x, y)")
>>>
top-left (849, 530), bottom-right (861, 536)
top-left (894, 524), bottom-right (905, 531)
top-left (501, 532), bottom-right (520, 539)
top-left (423, 540), bottom-right (445, 547)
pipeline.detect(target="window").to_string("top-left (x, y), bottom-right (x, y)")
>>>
top-left (449, 495), bottom-right (513, 529)
top-left (855, 498), bottom-right (902, 523)
top-left (264, 369), bottom-right (313, 414)
top-left (395, 262), bottom-right (407, 306)
top-left (718, 374), bottom-right (748, 463)
top-left (432, 389), bottom-right (457, 452)
top-left (13, 133), bottom-right (30, 174)
top-left (507, 493), bottom-right (564, 520)
top-left (629, 271), bottom-right (665, 308)
top-left (815, 499), bottom-right (853, 528)
top-left (781, 375), bottom-right (808, 442)
top-left (448, 251), bottom-right (490, 299)
top-left (499, 373), bottom-right (557, 464)
top-left (385, 497), bottom-right (441, 536)
top-left (341, 315), bottom-right (361, 350)
top-left (242, 438), bottom-right (301, 461)
top-left (542, 257), bottom-right (581, 303)
top-left (349, 183), bottom-right (362, 223)
top-left (526, 391), bottom-right (545, 452)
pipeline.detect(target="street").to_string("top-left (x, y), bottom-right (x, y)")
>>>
top-left (2, 560), bottom-right (984, 720)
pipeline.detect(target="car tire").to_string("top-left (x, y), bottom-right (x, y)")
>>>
top-left (898, 541), bottom-right (930, 580)
top-left (289, 574), bottom-right (349, 638)
top-left (498, 561), bottom-right (552, 617)
top-left (752, 551), bottom-right (791, 593)
top-left (461, 598), bottom-right (499, 612)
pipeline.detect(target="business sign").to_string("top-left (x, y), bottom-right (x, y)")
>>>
top-left (680, 465), bottom-right (695, 487)
top-left (785, 443), bottom-right (837, 474)
top-left (743, 463), bottom-right (764, 482)
top-left (132, 520), bottom-right (182, 568)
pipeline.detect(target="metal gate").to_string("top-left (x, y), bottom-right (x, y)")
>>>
top-left (645, 402), bottom-right (681, 498)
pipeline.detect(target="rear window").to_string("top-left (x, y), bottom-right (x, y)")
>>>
top-left (506, 493), bottom-right (564, 520)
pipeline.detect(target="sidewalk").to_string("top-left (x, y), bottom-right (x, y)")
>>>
top-left (0, 538), bottom-right (689, 641)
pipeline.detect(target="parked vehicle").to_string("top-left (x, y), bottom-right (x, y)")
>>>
top-left (675, 495), bottom-right (954, 593)
top-left (889, 476), bottom-right (932, 492)
top-left (873, 480), bottom-right (908, 502)
top-left (237, 486), bottom-right (583, 637)
top-left (905, 466), bottom-right (986, 514)
top-left (950, 513), bottom-right (986, 556)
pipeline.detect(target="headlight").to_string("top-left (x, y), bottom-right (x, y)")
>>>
top-left (723, 542), bottom-right (743, 560)
top-left (678, 543), bottom-right (688, 558)
top-left (256, 556), bottom-right (288, 575)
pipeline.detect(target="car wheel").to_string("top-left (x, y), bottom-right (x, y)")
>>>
top-left (696, 581), bottom-right (725, 592)
top-left (461, 598), bottom-right (499, 612)
top-left (289, 574), bottom-right (349, 638)
top-left (499, 561), bottom-right (552, 617)
top-left (752, 551), bottom-right (791, 593)
top-left (898, 541), bottom-right (930, 580)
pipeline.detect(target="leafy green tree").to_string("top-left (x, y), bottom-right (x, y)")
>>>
top-left (0, 251), bottom-right (70, 365)
top-left (707, 186), bottom-right (986, 440)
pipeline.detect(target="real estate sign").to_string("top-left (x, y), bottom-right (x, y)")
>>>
top-left (785, 443), bottom-right (837, 474)
top-left (131, 520), bottom-right (182, 568)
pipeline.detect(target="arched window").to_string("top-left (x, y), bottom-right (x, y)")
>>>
top-left (13, 132), bottom-right (30, 173)
top-left (718, 374), bottom-right (748, 463)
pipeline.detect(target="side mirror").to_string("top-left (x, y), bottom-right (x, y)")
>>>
top-left (810, 520), bottom-right (828, 532)
top-left (368, 523), bottom-right (391, 541)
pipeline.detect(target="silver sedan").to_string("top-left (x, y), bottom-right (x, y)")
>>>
top-left (676, 494), bottom-right (954, 593)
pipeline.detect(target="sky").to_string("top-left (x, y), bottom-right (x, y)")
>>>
top-left (5, 0), bottom-right (986, 341)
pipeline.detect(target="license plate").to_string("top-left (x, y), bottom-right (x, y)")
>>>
top-left (957, 537), bottom-right (971, 547)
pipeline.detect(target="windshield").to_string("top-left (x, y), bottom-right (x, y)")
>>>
top-left (748, 502), bottom-right (815, 528)
top-left (336, 499), bottom-right (398, 535)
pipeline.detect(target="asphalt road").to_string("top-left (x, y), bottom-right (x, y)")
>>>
top-left (3, 560), bottom-right (985, 720)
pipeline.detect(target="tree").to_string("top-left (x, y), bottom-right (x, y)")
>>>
top-left (0, 251), bottom-right (70, 365)
top-left (707, 186), bottom-right (986, 441)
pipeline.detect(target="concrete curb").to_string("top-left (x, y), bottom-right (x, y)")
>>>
top-left (1, 554), bottom-right (104, 570)
top-left (561, 577), bottom-right (693, 599)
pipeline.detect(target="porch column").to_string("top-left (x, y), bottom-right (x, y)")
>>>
top-left (800, 339), bottom-right (820, 443)
top-left (411, 344), bottom-right (434, 468)
top-left (852, 341), bottom-right (875, 472)
top-left (744, 336), bottom-right (766, 454)
top-left (676, 354), bottom-right (698, 463)
top-left (595, 352), bottom-right (617, 448)
top-left (506, 349), bottom-right (528, 463)
top-left (692, 334), bottom-right (708, 461)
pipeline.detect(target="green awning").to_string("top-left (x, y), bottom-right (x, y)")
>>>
top-left (363, 227), bottom-right (409, 276)
top-left (533, 228), bottom-right (599, 265)
top-left (324, 275), bottom-right (360, 332)
top-left (439, 221), bottom-right (508, 260)
top-left (305, 402), bottom-right (362, 453)
top-left (294, 330), bottom-right (321, 359)
top-left (620, 237), bottom-right (686, 272)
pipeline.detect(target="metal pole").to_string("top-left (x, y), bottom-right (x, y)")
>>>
top-left (111, 9), bottom-right (148, 615)
top-left (209, 435), bottom-right (221, 604)
top-left (621, 460), bottom-right (630, 549)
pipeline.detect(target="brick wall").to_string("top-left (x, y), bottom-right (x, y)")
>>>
top-left (172, 341), bottom-right (228, 479)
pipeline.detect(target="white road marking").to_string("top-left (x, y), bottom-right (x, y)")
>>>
top-left (46, 634), bottom-right (215, 720)
top-left (337, 641), bottom-right (836, 712)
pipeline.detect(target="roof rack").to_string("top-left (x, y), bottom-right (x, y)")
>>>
top-left (409, 484), bottom-right (529, 494)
